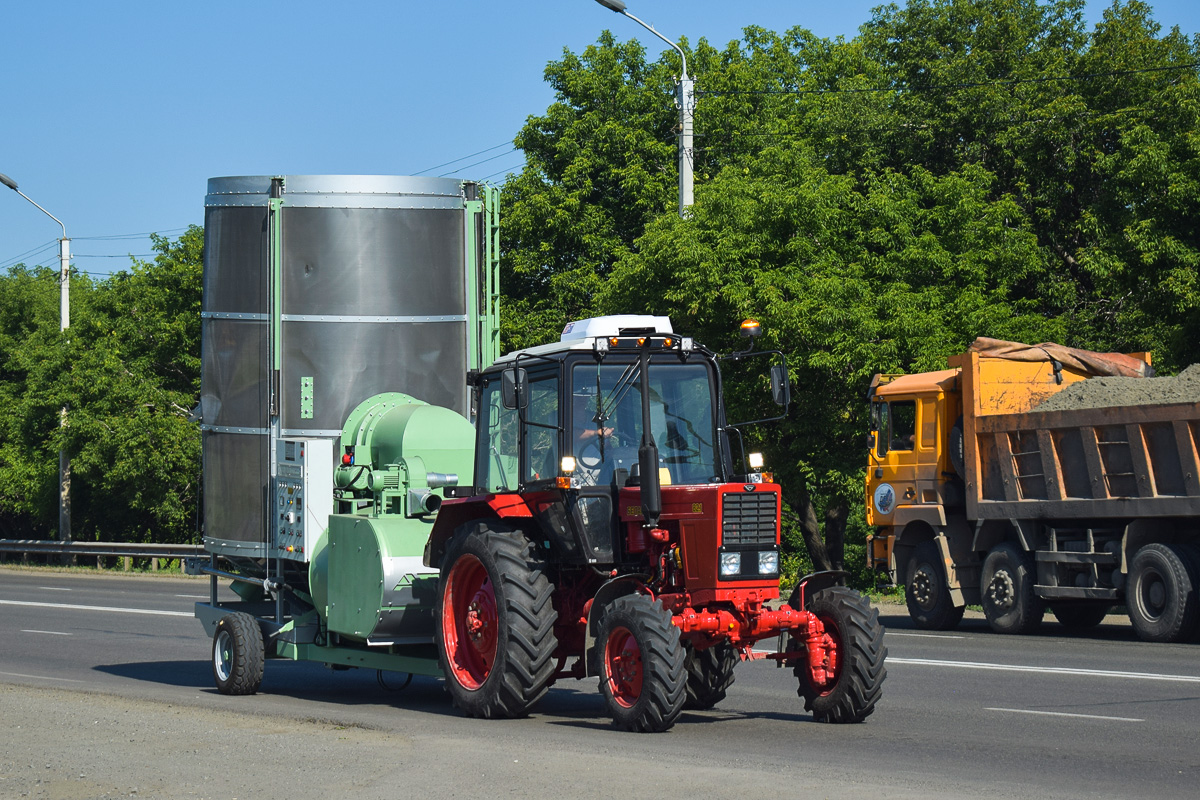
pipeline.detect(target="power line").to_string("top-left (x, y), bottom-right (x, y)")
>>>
top-left (0, 239), bottom-right (59, 270)
top-left (76, 227), bottom-right (189, 241)
top-left (480, 162), bottom-right (527, 182)
top-left (442, 148), bottom-right (521, 177)
top-left (697, 61), bottom-right (1200, 97)
top-left (412, 141), bottom-right (514, 176)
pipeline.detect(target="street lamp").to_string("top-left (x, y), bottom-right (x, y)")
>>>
top-left (0, 171), bottom-right (71, 545)
top-left (593, 0), bottom-right (695, 217)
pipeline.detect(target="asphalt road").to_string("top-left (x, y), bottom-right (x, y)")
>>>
top-left (2, 567), bottom-right (1198, 799)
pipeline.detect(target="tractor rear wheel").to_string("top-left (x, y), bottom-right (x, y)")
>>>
top-left (212, 612), bottom-right (264, 696)
top-left (437, 523), bottom-right (558, 718)
top-left (683, 642), bottom-right (738, 710)
top-left (597, 594), bottom-right (686, 732)
top-left (793, 586), bottom-right (886, 723)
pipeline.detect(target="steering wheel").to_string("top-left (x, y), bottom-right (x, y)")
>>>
top-left (576, 438), bottom-right (604, 471)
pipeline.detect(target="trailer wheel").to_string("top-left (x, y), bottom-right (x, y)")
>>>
top-left (597, 594), bottom-right (686, 732)
top-left (793, 586), bottom-right (887, 723)
top-left (212, 612), bottom-right (264, 696)
top-left (437, 523), bottom-right (558, 718)
top-left (683, 642), bottom-right (738, 710)
top-left (1127, 543), bottom-right (1199, 643)
top-left (905, 540), bottom-right (965, 631)
top-left (1050, 603), bottom-right (1112, 630)
top-left (981, 542), bottom-right (1044, 635)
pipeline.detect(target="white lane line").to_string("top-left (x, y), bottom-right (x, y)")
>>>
top-left (987, 707), bottom-right (1144, 723)
top-left (891, 657), bottom-right (1200, 683)
top-left (0, 670), bottom-right (83, 683)
top-left (38, 587), bottom-right (72, 591)
top-left (21, 630), bottom-right (72, 636)
top-left (886, 631), bottom-right (966, 639)
top-left (175, 594), bottom-right (207, 599)
top-left (0, 599), bottom-right (191, 617)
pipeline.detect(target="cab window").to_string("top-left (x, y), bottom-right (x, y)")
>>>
top-left (889, 400), bottom-right (917, 452)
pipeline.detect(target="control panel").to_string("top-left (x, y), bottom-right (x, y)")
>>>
top-left (272, 438), bottom-right (333, 562)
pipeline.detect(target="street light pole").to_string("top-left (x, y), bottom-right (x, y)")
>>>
top-left (593, 0), bottom-right (694, 217)
top-left (0, 172), bottom-right (71, 544)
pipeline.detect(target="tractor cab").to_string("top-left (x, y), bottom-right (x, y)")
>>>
top-left (470, 316), bottom-right (728, 567)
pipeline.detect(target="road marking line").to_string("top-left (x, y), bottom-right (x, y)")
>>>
top-left (175, 594), bottom-right (207, 599)
top-left (0, 599), bottom-right (191, 617)
top-left (21, 630), bottom-right (72, 636)
top-left (986, 707), bottom-right (1143, 722)
top-left (890, 657), bottom-right (1200, 683)
top-left (885, 631), bottom-right (966, 639)
top-left (0, 670), bottom-right (83, 683)
top-left (38, 587), bottom-right (72, 591)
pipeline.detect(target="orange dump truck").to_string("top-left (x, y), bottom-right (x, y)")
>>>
top-left (866, 338), bottom-right (1200, 642)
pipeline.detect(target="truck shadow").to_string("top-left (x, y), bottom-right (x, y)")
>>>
top-left (876, 606), bottom-right (1148, 644)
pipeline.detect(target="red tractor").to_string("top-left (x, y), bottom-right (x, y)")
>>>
top-left (425, 316), bottom-right (886, 731)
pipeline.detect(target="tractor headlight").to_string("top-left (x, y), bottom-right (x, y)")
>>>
top-left (758, 550), bottom-right (779, 575)
top-left (719, 552), bottom-right (741, 577)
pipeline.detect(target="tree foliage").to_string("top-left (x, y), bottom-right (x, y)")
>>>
top-left (0, 226), bottom-right (203, 542)
top-left (500, 0), bottom-right (1200, 579)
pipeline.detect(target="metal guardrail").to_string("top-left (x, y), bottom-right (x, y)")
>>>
top-left (0, 539), bottom-right (204, 560)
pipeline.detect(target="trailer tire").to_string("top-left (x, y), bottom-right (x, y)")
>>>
top-left (905, 540), bottom-right (965, 631)
top-left (1050, 603), bottom-right (1112, 630)
top-left (212, 612), bottom-right (264, 696)
top-left (597, 594), bottom-right (686, 732)
top-left (793, 586), bottom-right (887, 723)
top-left (437, 523), bottom-right (558, 719)
top-left (683, 642), bottom-right (738, 710)
top-left (1127, 543), bottom-right (1199, 644)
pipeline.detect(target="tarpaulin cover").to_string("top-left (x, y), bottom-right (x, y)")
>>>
top-left (968, 338), bottom-right (1151, 378)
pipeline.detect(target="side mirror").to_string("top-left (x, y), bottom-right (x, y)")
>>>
top-left (501, 368), bottom-right (527, 410)
top-left (770, 363), bottom-right (790, 407)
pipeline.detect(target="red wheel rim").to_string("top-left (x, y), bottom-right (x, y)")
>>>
top-left (442, 554), bottom-right (498, 690)
top-left (604, 625), bottom-right (643, 708)
top-left (811, 615), bottom-right (843, 696)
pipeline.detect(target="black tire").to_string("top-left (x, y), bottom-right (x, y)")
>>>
top-left (980, 542), bottom-right (1045, 635)
top-left (1127, 543), bottom-right (1199, 643)
top-left (436, 523), bottom-right (558, 718)
top-left (212, 612), bottom-right (264, 696)
top-left (793, 586), bottom-right (887, 723)
top-left (905, 540), bottom-right (965, 631)
top-left (1050, 603), bottom-right (1112, 630)
top-left (596, 594), bottom-right (686, 732)
top-left (683, 642), bottom-right (738, 710)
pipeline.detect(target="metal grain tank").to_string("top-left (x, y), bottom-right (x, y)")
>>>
top-left (199, 175), bottom-right (498, 559)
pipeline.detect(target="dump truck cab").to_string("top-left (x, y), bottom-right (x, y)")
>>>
top-left (866, 368), bottom-right (965, 585)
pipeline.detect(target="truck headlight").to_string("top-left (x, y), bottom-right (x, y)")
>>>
top-left (758, 550), bottom-right (779, 575)
top-left (719, 552), bottom-right (741, 577)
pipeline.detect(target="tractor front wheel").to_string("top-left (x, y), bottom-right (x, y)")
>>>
top-left (437, 523), bottom-right (558, 718)
top-left (597, 594), bottom-right (686, 732)
top-left (793, 586), bottom-right (887, 723)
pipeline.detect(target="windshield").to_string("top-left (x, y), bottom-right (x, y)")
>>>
top-left (571, 361), bottom-right (718, 486)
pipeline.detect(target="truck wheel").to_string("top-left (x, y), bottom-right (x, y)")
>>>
top-left (981, 542), bottom-right (1044, 634)
top-left (683, 642), bottom-right (738, 710)
top-left (1127, 543), bottom-right (1199, 643)
top-left (793, 586), bottom-right (887, 723)
top-left (212, 612), bottom-right (264, 696)
top-left (1050, 603), bottom-right (1112, 630)
top-left (437, 524), bottom-right (558, 718)
top-left (596, 594), bottom-right (686, 732)
top-left (905, 540), bottom-right (965, 631)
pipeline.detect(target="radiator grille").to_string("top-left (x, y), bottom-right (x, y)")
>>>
top-left (722, 492), bottom-right (777, 546)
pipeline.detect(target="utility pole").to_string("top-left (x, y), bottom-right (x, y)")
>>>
top-left (0, 172), bottom-right (71, 545)
top-left (593, 0), bottom-right (694, 217)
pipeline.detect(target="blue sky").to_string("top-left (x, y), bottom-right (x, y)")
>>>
top-left (1, 1), bottom-right (1197, 278)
